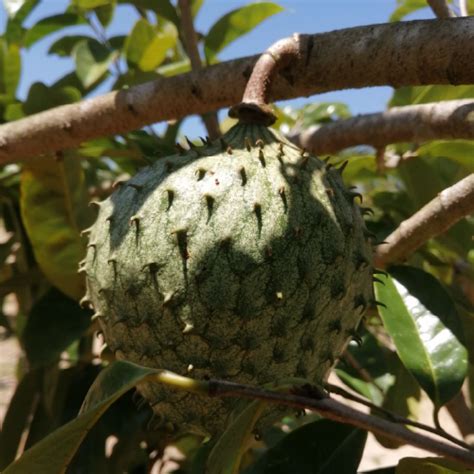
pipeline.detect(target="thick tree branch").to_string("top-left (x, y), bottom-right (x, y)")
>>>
top-left (374, 174), bottom-right (474, 268)
top-left (178, 0), bottom-right (220, 139)
top-left (0, 18), bottom-right (473, 164)
top-left (428, 0), bottom-right (456, 17)
top-left (291, 100), bottom-right (474, 154)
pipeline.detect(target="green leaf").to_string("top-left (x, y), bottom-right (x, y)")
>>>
top-left (22, 287), bottom-right (92, 367)
top-left (23, 82), bottom-right (81, 115)
top-left (207, 400), bottom-right (266, 474)
top-left (117, 0), bottom-right (180, 26)
top-left (204, 2), bottom-right (283, 62)
top-left (374, 271), bottom-right (468, 408)
top-left (20, 155), bottom-right (94, 300)
top-left (417, 140), bottom-right (474, 173)
top-left (245, 419), bottom-right (367, 474)
top-left (389, 0), bottom-right (427, 22)
top-left (390, 85), bottom-right (474, 108)
top-left (0, 39), bottom-right (21, 97)
top-left (72, 0), bottom-right (111, 8)
top-left (94, 2), bottom-right (115, 27)
top-left (24, 13), bottom-right (85, 48)
top-left (0, 371), bottom-right (39, 470)
top-left (73, 39), bottom-right (117, 88)
top-left (48, 35), bottom-right (93, 57)
top-left (3, 362), bottom-right (157, 474)
top-left (396, 457), bottom-right (472, 474)
top-left (124, 19), bottom-right (177, 71)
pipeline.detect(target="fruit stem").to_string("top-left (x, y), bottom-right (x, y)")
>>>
top-left (229, 34), bottom-right (307, 126)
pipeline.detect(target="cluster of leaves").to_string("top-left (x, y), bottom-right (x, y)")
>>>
top-left (0, 0), bottom-right (473, 473)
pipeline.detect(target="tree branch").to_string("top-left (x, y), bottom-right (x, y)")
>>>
top-left (203, 379), bottom-right (474, 468)
top-left (178, 0), bottom-right (220, 139)
top-left (427, 0), bottom-right (455, 17)
top-left (291, 100), bottom-right (474, 155)
top-left (0, 18), bottom-right (473, 164)
top-left (374, 174), bottom-right (474, 268)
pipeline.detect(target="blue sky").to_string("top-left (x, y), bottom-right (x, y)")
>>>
top-left (0, 0), bottom-right (437, 136)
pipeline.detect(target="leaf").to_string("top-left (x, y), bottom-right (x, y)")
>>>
top-left (117, 0), bottom-right (180, 26)
top-left (24, 13), bottom-right (85, 48)
top-left (3, 362), bottom-right (157, 474)
top-left (48, 35), bottom-right (93, 57)
top-left (396, 457), bottom-right (472, 474)
top-left (20, 155), bottom-right (94, 300)
top-left (72, 0), bottom-right (111, 7)
top-left (207, 400), bottom-right (266, 474)
top-left (94, 2), bottom-right (115, 27)
top-left (0, 39), bottom-right (21, 97)
top-left (389, 0), bottom-right (428, 22)
top-left (0, 371), bottom-right (39, 470)
top-left (374, 271), bottom-right (468, 408)
top-left (22, 287), bottom-right (92, 367)
top-left (73, 39), bottom-right (117, 88)
top-left (417, 140), bottom-right (474, 173)
top-left (390, 85), bottom-right (474, 108)
top-left (245, 419), bottom-right (367, 474)
top-left (204, 2), bottom-right (283, 62)
top-left (373, 354), bottom-right (421, 449)
top-left (23, 82), bottom-right (81, 115)
top-left (124, 19), bottom-right (177, 71)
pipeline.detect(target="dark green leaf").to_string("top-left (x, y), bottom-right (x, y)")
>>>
top-left (375, 272), bottom-right (467, 408)
top-left (48, 35), bottom-right (93, 57)
top-left (24, 13), bottom-right (86, 48)
top-left (207, 400), bottom-right (266, 474)
top-left (4, 0), bottom-right (39, 44)
top-left (0, 39), bottom-right (21, 97)
top-left (3, 362), bottom-right (157, 474)
top-left (94, 2), bottom-right (115, 27)
top-left (22, 287), bottom-right (92, 367)
top-left (204, 2), bottom-right (283, 62)
top-left (124, 19), bottom-right (177, 71)
top-left (23, 82), bottom-right (81, 115)
top-left (20, 154), bottom-right (94, 299)
top-left (73, 39), bottom-right (117, 88)
top-left (246, 419), bottom-right (367, 474)
top-left (0, 371), bottom-right (39, 470)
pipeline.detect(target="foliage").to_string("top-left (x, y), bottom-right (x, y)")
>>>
top-left (0, 1), bottom-right (472, 473)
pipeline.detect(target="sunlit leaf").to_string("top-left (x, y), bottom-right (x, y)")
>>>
top-left (207, 400), bottom-right (266, 474)
top-left (375, 270), bottom-right (467, 408)
top-left (396, 457), bottom-right (471, 474)
top-left (3, 362), bottom-right (157, 474)
top-left (390, 85), bottom-right (474, 107)
top-left (204, 2), bottom-right (283, 62)
top-left (417, 140), bottom-right (474, 173)
top-left (389, 0), bottom-right (428, 22)
top-left (24, 13), bottom-right (86, 48)
top-left (246, 419), bottom-right (367, 474)
top-left (72, 0), bottom-right (111, 8)
top-left (73, 38), bottom-right (117, 88)
top-left (20, 155), bottom-right (94, 300)
top-left (124, 19), bottom-right (177, 71)
top-left (22, 287), bottom-right (92, 367)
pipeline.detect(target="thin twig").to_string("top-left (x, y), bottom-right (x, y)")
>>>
top-left (326, 384), bottom-right (473, 450)
top-left (290, 100), bottom-right (474, 155)
top-left (0, 19), bottom-right (473, 164)
top-left (202, 378), bottom-right (474, 468)
top-left (374, 174), bottom-right (474, 268)
top-left (427, 0), bottom-right (456, 17)
top-left (178, 0), bottom-right (220, 139)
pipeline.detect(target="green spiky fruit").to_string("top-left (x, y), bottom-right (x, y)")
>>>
top-left (82, 123), bottom-right (373, 436)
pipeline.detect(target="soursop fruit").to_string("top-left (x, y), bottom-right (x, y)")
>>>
top-left (82, 122), bottom-right (373, 436)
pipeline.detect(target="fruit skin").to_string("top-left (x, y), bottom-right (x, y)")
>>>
top-left (82, 123), bottom-right (373, 436)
